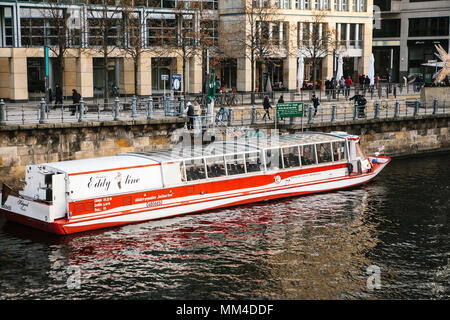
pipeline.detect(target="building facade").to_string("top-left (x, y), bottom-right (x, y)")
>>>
top-left (373, 0), bottom-right (450, 83)
top-left (0, 0), bottom-right (374, 101)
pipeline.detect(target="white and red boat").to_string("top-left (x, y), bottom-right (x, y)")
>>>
top-left (0, 132), bottom-right (390, 235)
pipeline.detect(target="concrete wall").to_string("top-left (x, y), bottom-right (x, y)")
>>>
top-left (0, 119), bottom-right (185, 188)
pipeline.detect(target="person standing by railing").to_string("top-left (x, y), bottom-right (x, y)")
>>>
top-left (262, 95), bottom-right (272, 121)
top-left (345, 76), bottom-right (352, 97)
top-left (54, 84), bottom-right (63, 109)
top-left (311, 94), bottom-right (320, 117)
top-left (193, 101), bottom-right (201, 129)
top-left (71, 89), bottom-right (80, 116)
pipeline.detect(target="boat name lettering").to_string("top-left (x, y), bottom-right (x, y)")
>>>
top-left (1, 204), bottom-right (11, 211)
top-left (17, 199), bottom-right (29, 211)
top-left (87, 176), bottom-right (111, 191)
top-left (146, 200), bottom-right (162, 207)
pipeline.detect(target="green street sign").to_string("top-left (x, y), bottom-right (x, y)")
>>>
top-left (276, 102), bottom-right (304, 118)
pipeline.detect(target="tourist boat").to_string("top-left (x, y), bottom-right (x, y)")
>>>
top-left (0, 132), bottom-right (390, 235)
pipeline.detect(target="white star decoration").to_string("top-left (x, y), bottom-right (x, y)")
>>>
top-left (434, 44), bottom-right (450, 84)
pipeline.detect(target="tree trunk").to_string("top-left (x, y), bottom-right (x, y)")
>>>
top-left (104, 53), bottom-right (109, 104)
top-left (134, 55), bottom-right (139, 97)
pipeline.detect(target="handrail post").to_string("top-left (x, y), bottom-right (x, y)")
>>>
top-left (433, 97), bottom-right (438, 115)
top-left (131, 95), bottom-right (137, 119)
top-left (114, 96), bottom-right (120, 121)
top-left (228, 105), bottom-right (233, 126)
top-left (394, 99), bottom-right (399, 118)
top-left (331, 105), bottom-right (336, 123)
top-left (39, 98), bottom-right (46, 124)
top-left (78, 97), bottom-right (84, 122)
top-left (0, 99), bottom-right (5, 125)
top-left (147, 95), bottom-right (153, 120)
top-left (353, 99), bottom-right (358, 120)
top-left (179, 95), bottom-right (185, 117)
top-left (251, 104), bottom-right (256, 124)
top-left (308, 105), bottom-right (313, 124)
top-left (374, 101), bottom-right (379, 119)
top-left (414, 98), bottom-right (419, 117)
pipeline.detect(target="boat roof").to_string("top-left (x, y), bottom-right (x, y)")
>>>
top-left (121, 132), bottom-right (347, 163)
top-left (40, 155), bottom-right (159, 175)
top-left (35, 132), bottom-right (349, 174)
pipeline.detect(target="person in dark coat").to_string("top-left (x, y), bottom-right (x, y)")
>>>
top-left (262, 95), bottom-right (272, 121)
top-left (71, 89), bottom-right (80, 116)
top-left (54, 84), bottom-right (63, 107)
top-left (185, 102), bottom-right (194, 129)
top-left (311, 94), bottom-right (320, 117)
top-left (349, 94), bottom-right (367, 118)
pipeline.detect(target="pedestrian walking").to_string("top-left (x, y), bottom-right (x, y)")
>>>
top-left (262, 95), bottom-right (272, 121)
top-left (185, 101), bottom-right (194, 129)
top-left (311, 94), bottom-right (320, 117)
top-left (54, 84), bottom-right (63, 108)
top-left (345, 76), bottom-right (352, 97)
top-left (338, 76), bottom-right (345, 95)
top-left (193, 101), bottom-right (201, 129)
top-left (71, 89), bottom-right (80, 116)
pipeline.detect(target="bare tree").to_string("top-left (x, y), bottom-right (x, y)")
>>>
top-left (297, 10), bottom-right (337, 87)
top-left (161, 1), bottom-right (216, 96)
top-left (85, 0), bottom-right (130, 103)
top-left (225, 1), bottom-right (281, 103)
top-left (37, 3), bottom-right (81, 97)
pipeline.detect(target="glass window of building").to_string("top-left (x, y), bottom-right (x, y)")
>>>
top-left (373, 19), bottom-right (401, 38)
top-left (408, 17), bottom-right (449, 37)
top-left (296, 0), bottom-right (311, 9)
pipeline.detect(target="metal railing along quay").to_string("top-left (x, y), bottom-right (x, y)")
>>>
top-left (0, 95), bottom-right (448, 129)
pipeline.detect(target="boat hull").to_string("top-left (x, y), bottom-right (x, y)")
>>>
top-left (0, 156), bottom-right (390, 235)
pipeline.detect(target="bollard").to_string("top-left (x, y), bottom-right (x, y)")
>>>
top-left (331, 105), bottom-right (336, 123)
top-left (353, 100), bottom-right (358, 120)
top-left (433, 97), bottom-right (438, 115)
top-left (414, 98), bottom-right (419, 117)
top-left (0, 99), bottom-right (5, 125)
top-left (39, 98), bottom-right (46, 124)
top-left (114, 96), bottom-right (120, 121)
top-left (374, 101), bottom-right (380, 119)
top-left (251, 104), bottom-right (256, 124)
top-left (131, 95), bottom-right (137, 118)
top-left (179, 95), bottom-right (184, 117)
top-left (78, 97), bottom-right (84, 122)
top-left (147, 95), bottom-right (153, 120)
top-left (394, 99), bottom-right (399, 118)
top-left (228, 105), bottom-right (233, 126)
top-left (308, 105), bottom-right (313, 124)
top-left (165, 95), bottom-right (170, 116)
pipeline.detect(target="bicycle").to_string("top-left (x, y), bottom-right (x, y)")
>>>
top-left (225, 92), bottom-right (240, 106)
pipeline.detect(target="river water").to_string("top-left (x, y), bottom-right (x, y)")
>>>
top-left (0, 153), bottom-right (448, 300)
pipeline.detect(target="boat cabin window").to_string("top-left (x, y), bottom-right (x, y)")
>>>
top-left (332, 141), bottom-right (347, 161)
top-left (355, 142), bottom-right (365, 159)
top-left (265, 148), bottom-right (281, 171)
top-left (185, 158), bottom-right (206, 181)
top-left (300, 144), bottom-right (316, 165)
top-left (206, 156), bottom-right (226, 178)
top-left (281, 146), bottom-right (300, 168)
top-left (245, 152), bottom-right (262, 173)
top-left (316, 143), bottom-right (333, 164)
top-left (226, 154), bottom-right (246, 175)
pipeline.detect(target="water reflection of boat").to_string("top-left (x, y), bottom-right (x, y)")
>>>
top-left (0, 132), bottom-right (390, 235)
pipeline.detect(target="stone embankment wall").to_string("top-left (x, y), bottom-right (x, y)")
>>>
top-left (286, 114), bottom-right (450, 157)
top-left (0, 119), bottom-right (185, 188)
